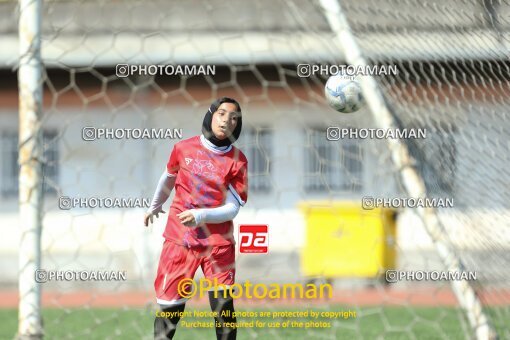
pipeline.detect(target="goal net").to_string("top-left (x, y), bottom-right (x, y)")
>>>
top-left (4, 0), bottom-right (510, 339)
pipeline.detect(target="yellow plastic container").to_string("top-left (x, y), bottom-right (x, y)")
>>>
top-left (299, 201), bottom-right (397, 278)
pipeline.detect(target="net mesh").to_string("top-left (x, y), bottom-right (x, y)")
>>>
top-left (4, 0), bottom-right (510, 338)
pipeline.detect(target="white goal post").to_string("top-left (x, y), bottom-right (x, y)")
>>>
top-left (17, 0), bottom-right (44, 338)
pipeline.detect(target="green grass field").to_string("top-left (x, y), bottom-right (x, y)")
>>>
top-left (1, 306), bottom-right (508, 340)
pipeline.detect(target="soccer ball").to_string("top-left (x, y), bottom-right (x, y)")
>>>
top-left (324, 74), bottom-right (364, 113)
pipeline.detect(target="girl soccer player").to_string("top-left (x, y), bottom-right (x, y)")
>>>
top-left (144, 97), bottom-right (248, 340)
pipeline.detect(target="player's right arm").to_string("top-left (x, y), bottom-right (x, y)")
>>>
top-left (144, 143), bottom-right (180, 227)
top-left (143, 171), bottom-right (176, 227)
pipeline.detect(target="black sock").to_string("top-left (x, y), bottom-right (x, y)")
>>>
top-left (154, 303), bottom-right (186, 340)
top-left (209, 291), bottom-right (237, 340)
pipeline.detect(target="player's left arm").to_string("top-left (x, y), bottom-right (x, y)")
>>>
top-left (177, 189), bottom-right (240, 226)
top-left (228, 153), bottom-right (248, 206)
top-left (178, 156), bottom-right (248, 227)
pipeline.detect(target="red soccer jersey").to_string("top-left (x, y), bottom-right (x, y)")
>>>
top-left (164, 135), bottom-right (248, 248)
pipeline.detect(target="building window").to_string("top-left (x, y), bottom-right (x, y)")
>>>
top-left (413, 127), bottom-right (456, 195)
top-left (237, 128), bottom-right (272, 193)
top-left (304, 128), bottom-right (363, 192)
top-left (1, 130), bottom-right (59, 197)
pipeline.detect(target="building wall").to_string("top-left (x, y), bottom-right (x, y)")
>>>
top-left (1, 81), bottom-right (509, 286)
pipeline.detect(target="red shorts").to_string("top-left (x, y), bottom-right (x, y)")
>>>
top-left (154, 240), bottom-right (236, 305)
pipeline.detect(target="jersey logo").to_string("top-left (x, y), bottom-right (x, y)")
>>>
top-left (185, 157), bottom-right (193, 165)
top-left (192, 159), bottom-right (219, 180)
